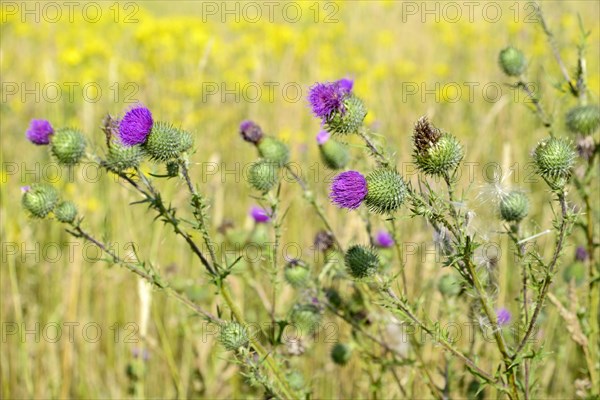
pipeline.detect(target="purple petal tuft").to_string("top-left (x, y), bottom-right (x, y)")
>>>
top-left (250, 206), bottom-right (270, 223)
top-left (26, 119), bottom-right (54, 145)
top-left (329, 170), bottom-right (367, 209)
top-left (316, 130), bottom-right (330, 145)
top-left (496, 308), bottom-right (511, 326)
top-left (118, 105), bottom-right (153, 146)
top-left (308, 79), bottom-right (354, 119)
top-left (375, 230), bottom-right (394, 248)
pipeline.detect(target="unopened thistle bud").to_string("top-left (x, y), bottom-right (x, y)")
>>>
top-left (290, 303), bottom-right (321, 334)
top-left (499, 190), bottom-right (529, 223)
top-left (26, 119), bottom-right (54, 145)
top-left (498, 46), bottom-right (526, 77)
top-left (248, 159), bottom-right (279, 192)
top-left (21, 184), bottom-right (59, 218)
top-left (345, 245), bottom-right (379, 279)
top-left (317, 131), bottom-right (349, 169)
top-left (239, 120), bottom-right (264, 144)
top-left (257, 136), bottom-right (289, 166)
top-left (331, 343), bottom-right (352, 365)
top-left (308, 79), bottom-right (366, 135)
top-left (50, 128), bottom-right (86, 165)
top-left (284, 259), bottom-right (310, 288)
top-left (533, 137), bottom-right (576, 188)
top-left (144, 122), bottom-right (193, 162)
top-left (219, 322), bottom-right (249, 351)
top-left (565, 104), bottom-right (600, 135)
top-left (329, 169), bottom-right (407, 214)
top-left (54, 201), bottom-right (78, 223)
top-left (413, 117), bottom-right (463, 176)
top-left (106, 139), bottom-right (143, 172)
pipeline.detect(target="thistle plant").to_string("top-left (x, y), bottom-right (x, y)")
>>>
top-left (18, 4), bottom-right (598, 399)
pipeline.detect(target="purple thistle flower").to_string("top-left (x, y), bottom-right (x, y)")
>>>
top-left (250, 206), bottom-right (270, 223)
top-left (308, 79), bottom-right (354, 119)
top-left (118, 105), bottom-right (153, 146)
top-left (575, 246), bottom-right (589, 262)
top-left (496, 308), bottom-right (511, 326)
top-left (239, 119), bottom-right (264, 144)
top-left (375, 230), bottom-right (394, 248)
top-left (26, 119), bottom-right (54, 145)
top-left (316, 130), bottom-right (330, 145)
top-left (21, 186), bottom-right (31, 193)
top-left (329, 170), bottom-right (368, 209)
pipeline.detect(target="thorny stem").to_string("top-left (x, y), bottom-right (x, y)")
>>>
top-left (388, 218), bottom-right (408, 296)
top-left (512, 192), bottom-right (570, 356)
top-left (179, 160), bottom-right (219, 269)
top-left (358, 126), bottom-right (390, 168)
top-left (381, 285), bottom-right (509, 394)
top-left (515, 80), bottom-right (552, 129)
top-left (67, 224), bottom-right (219, 322)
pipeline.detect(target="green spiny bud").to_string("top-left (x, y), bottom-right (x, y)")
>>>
top-left (290, 303), bottom-right (321, 334)
top-left (284, 260), bottom-right (310, 288)
top-left (257, 136), bottom-right (289, 166)
top-left (106, 140), bottom-right (143, 172)
top-left (144, 122), bottom-right (193, 162)
top-left (54, 201), bottom-right (78, 223)
top-left (319, 138), bottom-right (350, 170)
top-left (498, 46), bottom-right (526, 77)
top-left (438, 274), bottom-right (462, 297)
top-left (248, 159), bottom-right (279, 192)
top-left (50, 128), bottom-right (86, 165)
top-left (533, 137), bottom-right (576, 188)
top-left (364, 169), bottom-right (408, 214)
top-left (331, 343), bottom-right (352, 365)
top-left (21, 183), bottom-right (59, 218)
top-left (345, 245), bottom-right (379, 279)
top-left (499, 190), bottom-right (529, 223)
top-left (324, 96), bottom-right (367, 135)
top-left (219, 322), bottom-right (249, 351)
top-left (565, 104), bottom-right (600, 135)
top-left (413, 117), bottom-right (463, 176)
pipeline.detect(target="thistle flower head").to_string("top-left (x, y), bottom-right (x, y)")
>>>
top-left (499, 190), bottom-right (529, 223)
top-left (565, 104), bottom-right (600, 135)
top-left (248, 159), bottom-right (279, 193)
top-left (364, 169), bottom-right (408, 214)
top-left (308, 79), bottom-right (353, 119)
top-left (257, 136), bottom-right (289, 166)
top-left (496, 308), bottom-right (511, 326)
top-left (250, 206), bottom-right (270, 223)
top-left (219, 322), bottom-right (249, 351)
top-left (54, 201), bottom-right (78, 223)
top-left (50, 128), bottom-right (87, 165)
top-left (331, 343), bottom-right (352, 366)
top-left (533, 137), bottom-right (576, 188)
top-left (118, 105), bottom-right (153, 146)
top-left (374, 230), bottom-right (394, 248)
top-left (498, 46), bottom-right (526, 77)
top-left (413, 117), bottom-right (463, 176)
top-left (144, 122), bottom-right (193, 162)
top-left (21, 183), bottom-right (59, 219)
top-left (239, 120), bottom-right (264, 144)
top-left (26, 119), bottom-right (54, 145)
top-left (329, 171), bottom-right (368, 209)
top-left (345, 245), bottom-right (379, 279)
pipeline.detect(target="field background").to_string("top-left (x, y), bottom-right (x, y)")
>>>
top-left (1, 1), bottom-right (599, 398)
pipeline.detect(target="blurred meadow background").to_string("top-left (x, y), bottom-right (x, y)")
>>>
top-left (1, 1), bottom-right (599, 398)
